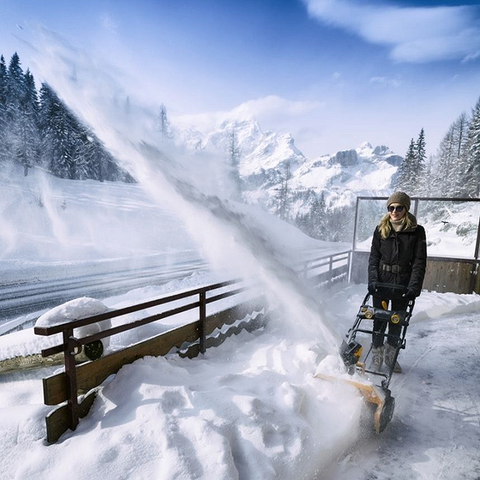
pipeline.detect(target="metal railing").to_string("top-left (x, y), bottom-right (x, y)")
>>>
top-left (351, 196), bottom-right (480, 293)
top-left (352, 196), bottom-right (480, 258)
top-left (34, 249), bottom-right (351, 443)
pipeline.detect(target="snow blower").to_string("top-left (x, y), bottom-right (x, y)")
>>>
top-left (316, 283), bottom-right (415, 433)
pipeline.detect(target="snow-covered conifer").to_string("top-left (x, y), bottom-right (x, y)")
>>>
top-left (4, 53), bottom-right (25, 166)
top-left (39, 83), bottom-right (78, 178)
top-left (309, 192), bottom-right (327, 239)
top-left (275, 161), bottom-right (292, 221)
top-left (412, 128), bottom-right (427, 194)
top-left (464, 98), bottom-right (480, 197)
top-left (158, 104), bottom-right (171, 140)
top-left (227, 128), bottom-right (242, 199)
top-left (0, 55), bottom-right (7, 163)
top-left (15, 69), bottom-right (40, 175)
top-left (395, 139), bottom-right (415, 191)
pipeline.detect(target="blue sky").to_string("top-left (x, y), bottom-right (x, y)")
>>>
top-left (1, 0), bottom-right (480, 157)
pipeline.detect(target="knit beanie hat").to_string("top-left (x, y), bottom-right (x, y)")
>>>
top-left (387, 191), bottom-right (411, 211)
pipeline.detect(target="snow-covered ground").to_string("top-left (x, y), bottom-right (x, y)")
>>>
top-left (1, 278), bottom-right (479, 480)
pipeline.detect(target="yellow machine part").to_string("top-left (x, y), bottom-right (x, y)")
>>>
top-left (315, 372), bottom-right (386, 434)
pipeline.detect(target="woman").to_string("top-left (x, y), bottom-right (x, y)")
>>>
top-left (368, 192), bottom-right (427, 373)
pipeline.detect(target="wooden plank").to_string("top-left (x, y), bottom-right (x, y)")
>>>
top-left (424, 260), bottom-right (475, 294)
top-left (45, 388), bottom-right (98, 443)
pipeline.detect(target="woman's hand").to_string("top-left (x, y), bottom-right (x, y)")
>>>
top-left (403, 289), bottom-right (417, 300)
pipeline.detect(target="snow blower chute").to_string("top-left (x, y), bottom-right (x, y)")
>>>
top-left (316, 283), bottom-right (415, 433)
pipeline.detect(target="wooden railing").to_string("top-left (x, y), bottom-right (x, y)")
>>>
top-left (34, 250), bottom-right (351, 443)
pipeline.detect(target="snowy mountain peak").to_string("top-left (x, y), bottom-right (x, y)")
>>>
top-left (241, 131), bottom-right (306, 176)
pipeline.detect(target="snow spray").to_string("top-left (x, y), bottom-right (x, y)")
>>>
top-left (30, 29), bottom-right (340, 356)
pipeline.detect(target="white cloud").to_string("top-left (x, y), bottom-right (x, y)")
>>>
top-left (100, 13), bottom-right (119, 33)
top-left (231, 95), bottom-right (323, 119)
top-left (462, 49), bottom-right (480, 63)
top-left (302, 0), bottom-right (480, 63)
top-left (369, 76), bottom-right (402, 88)
top-left (176, 95), bottom-right (324, 133)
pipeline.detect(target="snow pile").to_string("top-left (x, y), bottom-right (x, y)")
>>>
top-left (3, 322), bottom-right (362, 480)
top-left (1, 282), bottom-right (480, 479)
top-left (36, 297), bottom-right (111, 351)
top-left (36, 297), bottom-right (109, 329)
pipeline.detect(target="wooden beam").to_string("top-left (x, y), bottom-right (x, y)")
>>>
top-left (43, 321), bottom-right (199, 405)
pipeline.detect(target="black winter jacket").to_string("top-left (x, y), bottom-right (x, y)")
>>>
top-left (368, 213), bottom-right (427, 296)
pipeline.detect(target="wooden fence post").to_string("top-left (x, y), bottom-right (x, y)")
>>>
top-left (199, 291), bottom-right (206, 354)
top-left (63, 328), bottom-right (79, 432)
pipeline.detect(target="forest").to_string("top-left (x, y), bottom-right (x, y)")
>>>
top-left (0, 53), bottom-right (132, 182)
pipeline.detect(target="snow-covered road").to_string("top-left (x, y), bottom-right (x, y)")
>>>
top-left (0, 255), bottom-right (207, 334)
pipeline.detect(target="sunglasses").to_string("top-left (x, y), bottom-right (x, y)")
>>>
top-left (388, 205), bottom-right (405, 213)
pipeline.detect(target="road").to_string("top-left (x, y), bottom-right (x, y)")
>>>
top-left (0, 255), bottom-right (207, 334)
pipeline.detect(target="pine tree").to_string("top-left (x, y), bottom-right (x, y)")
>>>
top-left (436, 125), bottom-right (456, 196)
top-left (158, 104), bottom-right (171, 140)
top-left (395, 139), bottom-right (415, 191)
top-left (275, 161), bottom-right (292, 221)
top-left (0, 55), bottom-right (7, 163)
top-left (227, 128), bottom-right (242, 199)
top-left (15, 69), bottom-right (40, 175)
top-left (464, 98), bottom-right (480, 197)
top-left (39, 83), bottom-right (78, 179)
top-left (4, 53), bottom-right (25, 166)
top-left (435, 114), bottom-right (470, 197)
top-left (451, 113), bottom-right (469, 196)
top-left (412, 128), bottom-right (426, 194)
top-left (423, 155), bottom-right (436, 196)
top-left (394, 129), bottom-right (427, 195)
top-left (72, 124), bottom-right (93, 180)
top-left (309, 192), bottom-right (327, 239)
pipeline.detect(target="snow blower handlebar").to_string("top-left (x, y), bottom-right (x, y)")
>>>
top-left (365, 282), bottom-right (415, 306)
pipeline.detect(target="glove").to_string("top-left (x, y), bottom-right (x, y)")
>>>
top-left (403, 289), bottom-right (417, 300)
top-left (368, 282), bottom-right (377, 295)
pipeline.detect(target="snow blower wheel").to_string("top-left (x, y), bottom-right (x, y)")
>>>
top-left (84, 340), bottom-right (104, 361)
top-left (315, 283), bottom-right (414, 434)
top-left (375, 392), bottom-right (395, 433)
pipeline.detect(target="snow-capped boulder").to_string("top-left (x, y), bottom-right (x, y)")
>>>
top-left (36, 297), bottom-right (112, 359)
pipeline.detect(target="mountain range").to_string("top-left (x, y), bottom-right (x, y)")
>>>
top-left (173, 117), bottom-right (403, 217)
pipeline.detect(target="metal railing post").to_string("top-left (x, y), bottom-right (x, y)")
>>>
top-left (352, 197), bottom-right (360, 252)
top-left (413, 198), bottom-right (419, 217)
top-left (474, 217), bottom-right (480, 260)
top-left (199, 291), bottom-right (207, 354)
top-left (63, 328), bottom-right (79, 432)
top-left (347, 250), bottom-right (352, 283)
